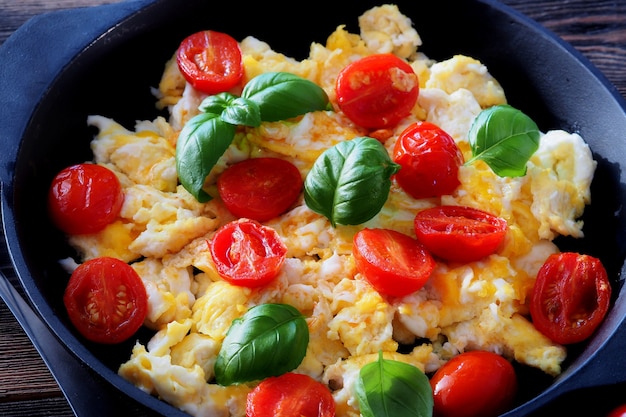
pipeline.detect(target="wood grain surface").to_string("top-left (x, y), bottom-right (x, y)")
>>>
top-left (0, 0), bottom-right (625, 416)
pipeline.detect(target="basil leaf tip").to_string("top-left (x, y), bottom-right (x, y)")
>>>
top-left (176, 112), bottom-right (236, 202)
top-left (242, 71), bottom-right (330, 122)
top-left (466, 104), bottom-right (540, 177)
top-left (214, 303), bottom-right (309, 386)
top-left (198, 92), bottom-right (238, 114)
top-left (199, 93), bottom-right (262, 127)
top-left (221, 97), bottom-right (262, 127)
top-left (304, 137), bottom-right (400, 227)
top-left (177, 71), bottom-right (330, 202)
top-left (356, 351), bottom-right (433, 417)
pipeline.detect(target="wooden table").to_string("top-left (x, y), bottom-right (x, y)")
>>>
top-left (0, 0), bottom-right (625, 416)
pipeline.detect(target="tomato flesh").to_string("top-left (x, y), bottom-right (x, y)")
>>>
top-left (210, 219), bottom-right (287, 287)
top-left (414, 205), bottom-right (508, 263)
top-left (63, 257), bottom-right (148, 344)
top-left (430, 350), bottom-right (518, 417)
top-left (353, 228), bottom-right (435, 297)
top-left (218, 157), bottom-right (303, 222)
top-left (393, 121), bottom-right (464, 199)
top-left (246, 372), bottom-right (336, 417)
top-left (529, 252), bottom-right (611, 345)
top-left (607, 404), bottom-right (626, 417)
top-left (176, 30), bottom-right (243, 95)
top-left (48, 163), bottom-right (124, 235)
top-left (335, 54), bottom-right (419, 129)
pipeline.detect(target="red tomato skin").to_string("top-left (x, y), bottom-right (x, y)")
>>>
top-left (176, 30), bottom-right (243, 95)
top-left (210, 219), bottom-right (287, 287)
top-left (607, 404), bottom-right (626, 417)
top-left (530, 252), bottom-right (611, 345)
top-left (430, 351), bottom-right (518, 417)
top-left (353, 228), bottom-right (435, 297)
top-left (335, 54), bottom-right (419, 129)
top-left (393, 121), bottom-right (464, 199)
top-left (63, 257), bottom-right (148, 344)
top-left (48, 163), bottom-right (124, 235)
top-left (246, 372), bottom-right (336, 417)
top-left (413, 205), bottom-right (508, 263)
top-left (217, 157), bottom-right (303, 222)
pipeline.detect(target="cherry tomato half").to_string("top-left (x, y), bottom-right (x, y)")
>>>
top-left (430, 350), bottom-right (518, 417)
top-left (607, 404), bottom-right (626, 417)
top-left (530, 252), bottom-right (611, 345)
top-left (413, 205), bottom-right (508, 263)
top-left (393, 121), bottom-right (464, 199)
top-left (48, 163), bottom-right (124, 235)
top-left (63, 257), bottom-right (148, 344)
top-left (217, 157), bottom-right (303, 222)
top-left (210, 219), bottom-right (287, 287)
top-left (335, 54), bottom-right (419, 129)
top-left (176, 30), bottom-right (243, 95)
top-left (353, 228), bottom-right (435, 297)
top-left (246, 372), bottom-right (336, 417)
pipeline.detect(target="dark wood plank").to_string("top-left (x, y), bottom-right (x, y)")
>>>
top-left (0, 304), bottom-right (73, 414)
top-left (0, 307), bottom-right (63, 400)
top-left (503, 0), bottom-right (626, 97)
top-left (0, 397), bottom-right (75, 417)
top-left (0, 0), bottom-right (123, 44)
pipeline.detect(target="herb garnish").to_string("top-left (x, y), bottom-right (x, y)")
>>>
top-left (466, 104), bottom-right (540, 177)
top-left (214, 303), bottom-right (309, 386)
top-left (304, 137), bottom-right (400, 227)
top-left (355, 351), bottom-right (433, 417)
top-left (176, 72), bottom-right (329, 202)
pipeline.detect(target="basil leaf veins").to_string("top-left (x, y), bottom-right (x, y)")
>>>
top-left (355, 351), bottom-right (433, 417)
top-left (214, 303), bottom-right (309, 386)
top-left (198, 92), bottom-right (236, 115)
top-left (304, 137), bottom-right (400, 227)
top-left (199, 93), bottom-right (262, 127)
top-left (466, 104), bottom-right (540, 177)
top-left (176, 72), bottom-right (330, 202)
top-left (242, 72), bottom-right (330, 121)
top-left (176, 112), bottom-right (236, 202)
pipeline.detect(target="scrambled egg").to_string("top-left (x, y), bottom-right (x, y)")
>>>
top-left (63, 4), bottom-right (597, 417)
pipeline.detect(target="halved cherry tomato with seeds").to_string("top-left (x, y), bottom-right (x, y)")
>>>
top-left (48, 163), bottom-right (124, 235)
top-left (530, 252), bottom-right (611, 345)
top-left (335, 54), bottom-right (419, 129)
top-left (217, 157), bottom-right (303, 222)
top-left (353, 228), bottom-right (435, 297)
top-left (210, 219), bottom-right (287, 287)
top-left (246, 372), bottom-right (336, 417)
top-left (430, 350), bottom-right (517, 417)
top-left (176, 30), bottom-right (243, 95)
top-left (393, 121), bottom-right (464, 199)
top-left (63, 257), bottom-right (148, 344)
top-left (414, 205), bottom-right (508, 263)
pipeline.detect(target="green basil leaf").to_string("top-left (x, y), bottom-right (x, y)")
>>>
top-left (198, 92), bottom-right (238, 114)
top-left (242, 72), bottom-right (329, 122)
top-left (304, 137), bottom-right (400, 227)
top-left (356, 352), bottom-right (433, 417)
top-left (221, 97), bottom-right (261, 127)
top-left (178, 72), bottom-right (329, 202)
top-left (176, 112), bottom-right (236, 202)
top-left (466, 104), bottom-right (540, 177)
top-left (215, 303), bottom-right (309, 386)
top-left (199, 94), bottom-right (260, 126)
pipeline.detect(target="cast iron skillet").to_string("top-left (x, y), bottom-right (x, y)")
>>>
top-left (2, 0), bottom-right (626, 415)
